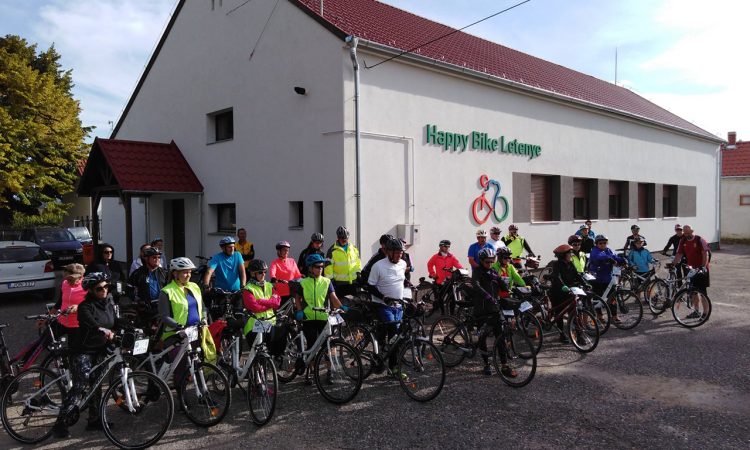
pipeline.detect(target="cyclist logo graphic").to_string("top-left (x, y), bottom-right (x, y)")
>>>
top-left (471, 174), bottom-right (510, 225)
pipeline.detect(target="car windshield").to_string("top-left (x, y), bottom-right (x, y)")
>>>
top-left (35, 229), bottom-right (75, 243)
top-left (68, 227), bottom-right (91, 240)
top-left (0, 247), bottom-right (48, 263)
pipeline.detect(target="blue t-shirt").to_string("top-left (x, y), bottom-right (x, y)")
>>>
top-left (147, 271), bottom-right (160, 300)
top-left (467, 241), bottom-right (496, 266)
top-left (209, 251), bottom-right (245, 291)
top-left (186, 291), bottom-right (200, 326)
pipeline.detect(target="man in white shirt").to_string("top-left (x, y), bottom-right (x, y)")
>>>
top-left (488, 226), bottom-right (508, 250)
top-left (367, 237), bottom-right (407, 372)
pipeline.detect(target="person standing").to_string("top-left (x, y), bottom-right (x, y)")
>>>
top-left (129, 243), bottom-right (151, 276)
top-left (236, 228), bottom-right (255, 270)
top-left (488, 226), bottom-right (508, 250)
top-left (128, 247), bottom-right (169, 315)
top-left (269, 240), bottom-right (302, 301)
top-left (576, 220), bottom-right (596, 240)
top-left (298, 232), bottom-right (325, 275)
top-left (467, 229), bottom-right (495, 271)
top-left (501, 224), bottom-right (535, 259)
top-left (324, 226), bottom-right (361, 298)
top-left (673, 225), bottom-right (711, 295)
top-left (627, 236), bottom-right (654, 274)
top-left (623, 225), bottom-right (646, 257)
top-left (662, 224), bottom-right (683, 256)
top-left (54, 263), bottom-right (86, 336)
top-left (567, 235), bottom-right (587, 273)
top-left (151, 237), bottom-right (168, 269)
top-left (426, 240), bottom-right (463, 285)
top-left (577, 224), bottom-right (595, 254)
top-left (203, 236), bottom-right (247, 292)
top-left (242, 259), bottom-right (283, 355)
top-left (589, 235), bottom-right (625, 323)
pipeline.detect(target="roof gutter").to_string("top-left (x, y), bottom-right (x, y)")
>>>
top-left (354, 39), bottom-right (723, 145)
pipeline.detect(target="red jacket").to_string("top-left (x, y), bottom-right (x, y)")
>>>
top-left (427, 253), bottom-right (463, 285)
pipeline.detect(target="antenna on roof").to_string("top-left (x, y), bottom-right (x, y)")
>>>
top-left (615, 47), bottom-right (618, 86)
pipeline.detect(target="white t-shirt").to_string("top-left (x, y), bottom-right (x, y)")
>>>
top-left (367, 258), bottom-right (406, 300)
top-left (489, 238), bottom-right (507, 250)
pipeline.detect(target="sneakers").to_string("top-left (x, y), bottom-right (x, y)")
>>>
top-left (482, 365), bottom-right (492, 376)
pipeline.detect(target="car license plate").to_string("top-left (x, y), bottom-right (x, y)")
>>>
top-left (58, 256), bottom-right (73, 261)
top-left (9, 281), bottom-right (35, 288)
top-left (133, 339), bottom-right (150, 356)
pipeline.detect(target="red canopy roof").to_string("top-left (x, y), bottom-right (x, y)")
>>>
top-left (77, 138), bottom-right (203, 195)
top-left (722, 141), bottom-right (750, 177)
top-left (294, 0), bottom-right (717, 141)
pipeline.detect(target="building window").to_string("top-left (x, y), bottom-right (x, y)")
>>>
top-left (207, 108), bottom-right (233, 143)
top-left (573, 178), bottom-right (593, 220)
top-left (663, 184), bottom-right (677, 216)
top-left (314, 201), bottom-right (323, 234)
top-left (740, 195), bottom-right (750, 206)
top-left (638, 183), bottom-right (655, 218)
top-left (215, 203), bottom-right (236, 233)
top-left (289, 201), bottom-right (303, 229)
top-left (609, 181), bottom-right (627, 219)
top-left (531, 175), bottom-right (553, 221)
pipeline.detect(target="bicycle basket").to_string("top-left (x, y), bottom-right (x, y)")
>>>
top-left (120, 329), bottom-right (146, 355)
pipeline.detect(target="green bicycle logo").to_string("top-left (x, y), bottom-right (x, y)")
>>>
top-left (472, 174), bottom-right (510, 225)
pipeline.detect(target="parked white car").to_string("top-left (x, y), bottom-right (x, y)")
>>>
top-left (0, 241), bottom-right (56, 298)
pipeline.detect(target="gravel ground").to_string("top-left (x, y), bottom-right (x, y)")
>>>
top-left (1, 245), bottom-right (749, 449)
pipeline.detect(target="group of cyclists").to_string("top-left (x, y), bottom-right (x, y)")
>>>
top-left (1, 219), bottom-right (713, 445)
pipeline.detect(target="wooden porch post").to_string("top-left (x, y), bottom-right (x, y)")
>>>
top-left (91, 192), bottom-right (102, 247)
top-left (123, 193), bottom-right (133, 265)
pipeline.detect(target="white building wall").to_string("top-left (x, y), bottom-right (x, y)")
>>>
top-left (346, 54), bottom-right (719, 276)
top-left (721, 177), bottom-right (750, 239)
top-left (111, 0), bottom-right (348, 265)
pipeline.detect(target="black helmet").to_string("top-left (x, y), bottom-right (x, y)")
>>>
top-left (379, 234), bottom-right (396, 245)
top-left (630, 224), bottom-right (640, 231)
top-left (82, 272), bottom-right (110, 290)
top-left (496, 247), bottom-right (511, 258)
top-left (385, 238), bottom-right (404, 251)
top-left (310, 232), bottom-right (324, 242)
top-left (568, 234), bottom-right (583, 244)
top-left (439, 239), bottom-right (451, 247)
top-left (595, 234), bottom-right (608, 243)
top-left (248, 259), bottom-right (268, 273)
top-left (336, 226), bottom-right (349, 239)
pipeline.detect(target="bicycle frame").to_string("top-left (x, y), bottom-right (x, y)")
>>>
top-left (138, 325), bottom-right (200, 381)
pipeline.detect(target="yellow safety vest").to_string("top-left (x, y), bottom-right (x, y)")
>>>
top-left (242, 282), bottom-right (276, 336)
top-left (324, 244), bottom-right (361, 283)
top-left (572, 252), bottom-right (587, 273)
top-left (161, 280), bottom-right (203, 340)
top-left (505, 236), bottom-right (526, 258)
top-left (300, 276), bottom-right (331, 321)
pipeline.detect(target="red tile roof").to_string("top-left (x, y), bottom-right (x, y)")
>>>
top-left (722, 141), bottom-right (750, 177)
top-left (79, 138), bottom-right (203, 194)
top-left (294, 0), bottom-right (717, 141)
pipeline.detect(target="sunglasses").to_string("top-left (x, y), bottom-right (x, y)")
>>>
top-left (255, 270), bottom-right (267, 274)
top-left (95, 285), bottom-right (109, 293)
top-left (102, 250), bottom-right (113, 254)
top-left (440, 244), bottom-right (450, 247)
top-left (311, 265), bottom-right (324, 270)
top-left (571, 242), bottom-right (581, 246)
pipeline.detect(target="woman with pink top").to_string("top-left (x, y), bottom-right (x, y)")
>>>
top-left (269, 241), bottom-right (302, 302)
top-left (56, 263), bottom-right (86, 334)
top-left (242, 259), bottom-right (284, 355)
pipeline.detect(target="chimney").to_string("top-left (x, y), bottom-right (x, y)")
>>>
top-left (728, 132), bottom-right (736, 146)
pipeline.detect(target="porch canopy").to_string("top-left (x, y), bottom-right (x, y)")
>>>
top-left (77, 138), bottom-right (203, 264)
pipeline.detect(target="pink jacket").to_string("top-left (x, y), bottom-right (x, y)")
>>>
top-left (269, 258), bottom-right (301, 297)
top-left (242, 286), bottom-right (282, 314)
top-left (427, 253), bottom-right (463, 285)
top-left (58, 279), bottom-right (86, 328)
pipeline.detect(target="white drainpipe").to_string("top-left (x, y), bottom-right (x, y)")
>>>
top-left (346, 35), bottom-right (362, 250)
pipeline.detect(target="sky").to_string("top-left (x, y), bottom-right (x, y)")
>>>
top-left (1, 0), bottom-right (746, 141)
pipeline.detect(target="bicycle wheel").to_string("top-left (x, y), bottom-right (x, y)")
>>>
top-left (646, 279), bottom-right (670, 315)
top-left (672, 289), bottom-right (712, 328)
top-left (275, 332), bottom-right (300, 383)
top-left (1, 367), bottom-right (65, 444)
top-left (101, 370), bottom-right (173, 450)
top-left (518, 311), bottom-right (543, 355)
top-left (313, 340), bottom-right (362, 404)
top-left (397, 339), bottom-right (445, 402)
top-left (611, 290), bottom-right (643, 330)
top-left (493, 325), bottom-right (537, 388)
top-left (567, 310), bottom-right (599, 353)
top-left (40, 352), bottom-right (72, 391)
top-left (247, 354), bottom-right (278, 426)
top-left (338, 323), bottom-right (376, 378)
top-left (429, 316), bottom-right (469, 367)
top-left (178, 361), bottom-right (231, 427)
top-left (590, 297), bottom-right (611, 335)
top-left (539, 264), bottom-right (554, 288)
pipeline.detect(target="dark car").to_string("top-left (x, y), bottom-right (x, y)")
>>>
top-left (68, 226), bottom-right (95, 265)
top-left (21, 227), bottom-right (83, 268)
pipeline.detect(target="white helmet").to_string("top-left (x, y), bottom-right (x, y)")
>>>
top-left (169, 257), bottom-right (196, 271)
top-left (476, 229), bottom-right (487, 237)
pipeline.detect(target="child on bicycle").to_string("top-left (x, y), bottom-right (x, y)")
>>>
top-left (242, 259), bottom-right (284, 355)
top-left (627, 236), bottom-right (654, 275)
top-left (589, 235), bottom-right (626, 324)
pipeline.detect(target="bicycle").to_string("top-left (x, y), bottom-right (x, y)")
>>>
top-left (645, 265), bottom-right (712, 328)
top-left (1, 328), bottom-right (174, 449)
top-left (340, 295), bottom-right (446, 401)
top-left (588, 265), bottom-right (643, 331)
top-left (418, 267), bottom-right (473, 319)
top-left (529, 285), bottom-right (600, 353)
top-left (132, 324), bottom-right (231, 427)
top-left (275, 307), bottom-right (363, 404)
top-left (644, 262), bottom-right (684, 315)
top-left (218, 311), bottom-right (278, 426)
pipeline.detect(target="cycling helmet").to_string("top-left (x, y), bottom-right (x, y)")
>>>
top-left (633, 236), bottom-right (645, 243)
top-left (594, 234), bottom-right (608, 243)
top-left (508, 224), bottom-right (519, 231)
top-left (379, 234), bottom-right (396, 246)
top-left (631, 224), bottom-right (640, 231)
top-left (170, 257), bottom-right (196, 271)
top-left (478, 247), bottom-right (496, 260)
top-left (385, 237), bottom-right (404, 251)
top-left (476, 229), bottom-right (487, 237)
top-left (496, 247), bottom-right (512, 259)
top-left (248, 259), bottom-right (268, 273)
top-left (336, 226), bottom-right (350, 239)
top-left (674, 224), bottom-right (682, 231)
top-left (489, 226), bottom-right (501, 234)
top-left (143, 247), bottom-right (161, 257)
top-left (311, 232), bottom-right (324, 242)
top-left (579, 224), bottom-right (589, 230)
top-left (275, 240), bottom-right (291, 250)
top-left (439, 239), bottom-right (451, 247)
top-left (82, 272), bottom-right (110, 290)
top-left (568, 234), bottom-right (583, 244)
top-left (305, 253), bottom-right (328, 267)
top-left (553, 244), bottom-right (573, 256)
top-left (219, 236), bottom-right (236, 246)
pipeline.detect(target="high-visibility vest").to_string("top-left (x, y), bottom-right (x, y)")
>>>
top-left (161, 280), bottom-right (203, 340)
top-left (571, 252), bottom-right (587, 273)
top-left (506, 236), bottom-right (526, 258)
top-left (300, 276), bottom-right (331, 321)
top-left (324, 244), bottom-right (361, 283)
top-left (242, 282), bottom-right (276, 336)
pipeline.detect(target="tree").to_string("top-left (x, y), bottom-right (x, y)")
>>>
top-left (0, 35), bottom-right (91, 226)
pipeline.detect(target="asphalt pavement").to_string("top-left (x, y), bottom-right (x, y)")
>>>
top-left (1, 245), bottom-right (749, 449)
